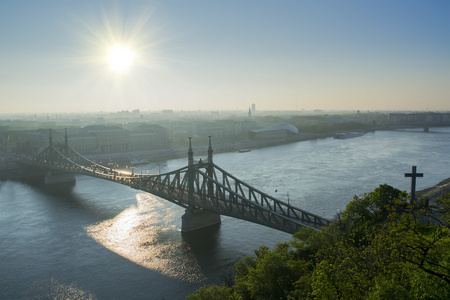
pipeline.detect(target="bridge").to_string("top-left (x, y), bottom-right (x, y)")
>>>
top-left (19, 129), bottom-right (331, 234)
top-left (384, 122), bottom-right (450, 132)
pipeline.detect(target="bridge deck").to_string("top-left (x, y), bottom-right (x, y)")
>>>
top-left (19, 144), bottom-right (331, 233)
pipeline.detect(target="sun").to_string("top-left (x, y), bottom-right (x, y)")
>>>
top-left (108, 46), bottom-right (134, 72)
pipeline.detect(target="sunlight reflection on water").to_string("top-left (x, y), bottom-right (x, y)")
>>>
top-left (31, 278), bottom-right (97, 300)
top-left (85, 193), bottom-right (206, 283)
top-left (2, 128), bottom-right (449, 299)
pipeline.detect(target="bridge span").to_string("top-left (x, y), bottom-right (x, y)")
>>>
top-left (19, 129), bottom-right (330, 234)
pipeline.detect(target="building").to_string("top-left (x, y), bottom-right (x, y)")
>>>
top-left (28, 129), bottom-right (64, 152)
top-left (248, 124), bottom-right (299, 140)
top-left (67, 131), bottom-right (98, 154)
top-left (129, 124), bottom-right (169, 151)
top-left (81, 125), bottom-right (130, 153)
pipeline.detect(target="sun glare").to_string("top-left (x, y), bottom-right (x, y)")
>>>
top-left (108, 46), bottom-right (134, 72)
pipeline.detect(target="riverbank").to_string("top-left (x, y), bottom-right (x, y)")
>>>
top-left (418, 177), bottom-right (450, 206)
top-left (87, 124), bottom-right (426, 165)
top-left (2, 126), bottom-right (446, 181)
top-left (84, 132), bottom-right (334, 166)
top-left (0, 131), bottom-right (337, 179)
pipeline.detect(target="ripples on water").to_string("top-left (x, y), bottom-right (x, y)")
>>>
top-left (1, 128), bottom-right (449, 299)
top-left (85, 193), bottom-right (206, 283)
top-left (163, 128), bottom-right (449, 217)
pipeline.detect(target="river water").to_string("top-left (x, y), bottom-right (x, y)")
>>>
top-left (1, 128), bottom-right (449, 299)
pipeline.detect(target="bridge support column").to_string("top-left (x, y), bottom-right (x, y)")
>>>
top-left (181, 209), bottom-right (221, 232)
top-left (45, 171), bottom-right (76, 185)
top-left (207, 136), bottom-right (214, 197)
top-left (49, 128), bottom-right (53, 147)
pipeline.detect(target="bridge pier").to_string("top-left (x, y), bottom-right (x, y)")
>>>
top-left (44, 171), bottom-right (76, 185)
top-left (181, 209), bottom-right (221, 232)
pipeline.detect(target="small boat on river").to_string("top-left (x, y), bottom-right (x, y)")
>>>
top-left (238, 149), bottom-right (251, 153)
top-left (334, 132), bottom-right (365, 139)
top-left (131, 158), bottom-right (150, 165)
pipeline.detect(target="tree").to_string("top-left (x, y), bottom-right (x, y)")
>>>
top-left (341, 184), bottom-right (405, 227)
top-left (187, 186), bottom-right (450, 300)
top-left (309, 191), bottom-right (450, 299)
top-left (187, 284), bottom-right (235, 300)
top-left (388, 194), bottom-right (450, 285)
top-left (233, 244), bottom-right (313, 300)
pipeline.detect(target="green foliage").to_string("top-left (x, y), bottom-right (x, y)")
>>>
top-left (233, 243), bottom-right (314, 300)
top-left (188, 187), bottom-right (450, 300)
top-left (342, 184), bottom-right (405, 227)
top-left (387, 194), bottom-right (450, 286)
top-left (187, 283), bottom-right (235, 300)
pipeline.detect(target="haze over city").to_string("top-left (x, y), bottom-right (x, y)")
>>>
top-left (1, 0), bottom-right (449, 114)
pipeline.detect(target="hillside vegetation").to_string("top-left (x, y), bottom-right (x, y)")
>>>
top-left (188, 184), bottom-right (450, 300)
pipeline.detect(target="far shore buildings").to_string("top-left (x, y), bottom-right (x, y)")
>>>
top-left (13, 111), bottom-right (450, 156)
top-left (388, 112), bottom-right (450, 124)
top-left (248, 124), bottom-right (300, 140)
top-left (27, 124), bottom-right (169, 155)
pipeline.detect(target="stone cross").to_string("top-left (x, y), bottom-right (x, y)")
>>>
top-left (404, 166), bottom-right (423, 202)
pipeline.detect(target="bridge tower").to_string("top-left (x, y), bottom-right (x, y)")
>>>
top-left (49, 128), bottom-right (53, 147)
top-left (63, 128), bottom-right (69, 156)
top-left (187, 137), bottom-right (194, 200)
top-left (207, 136), bottom-right (214, 196)
top-left (44, 128), bottom-right (76, 185)
top-left (64, 128), bottom-right (68, 147)
top-left (181, 137), bottom-right (221, 232)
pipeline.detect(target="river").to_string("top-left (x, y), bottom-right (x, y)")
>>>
top-left (1, 128), bottom-right (449, 299)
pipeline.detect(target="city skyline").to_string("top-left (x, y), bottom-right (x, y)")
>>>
top-left (1, 0), bottom-right (449, 114)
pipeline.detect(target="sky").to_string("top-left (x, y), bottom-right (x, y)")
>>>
top-left (1, 0), bottom-right (449, 114)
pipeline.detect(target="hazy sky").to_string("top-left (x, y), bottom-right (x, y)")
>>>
top-left (1, 0), bottom-right (449, 114)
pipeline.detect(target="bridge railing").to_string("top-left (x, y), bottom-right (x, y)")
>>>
top-left (55, 145), bottom-right (133, 177)
top-left (110, 161), bottom-right (327, 232)
top-left (123, 166), bottom-right (192, 208)
top-left (207, 163), bottom-right (330, 227)
top-left (22, 144), bottom-right (330, 232)
top-left (188, 163), bottom-right (330, 231)
top-left (30, 145), bottom-right (143, 179)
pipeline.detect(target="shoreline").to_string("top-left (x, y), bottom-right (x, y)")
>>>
top-left (418, 177), bottom-right (450, 206)
top-left (2, 127), bottom-right (448, 195)
top-left (85, 124), bottom-right (444, 165)
top-left (83, 132), bottom-right (335, 165)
